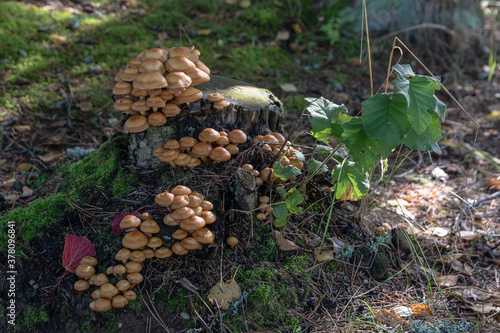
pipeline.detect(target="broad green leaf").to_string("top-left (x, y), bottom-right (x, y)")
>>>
top-left (331, 160), bottom-right (370, 201)
top-left (403, 112), bottom-right (442, 154)
top-left (273, 202), bottom-right (289, 227)
top-left (341, 118), bottom-right (381, 170)
top-left (393, 64), bottom-right (415, 79)
top-left (399, 75), bottom-right (438, 134)
top-left (434, 95), bottom-right (446, 121)
top-left (308, 158), bottom-right (328, 173)
top-left (306, 97), bottom-right (351, 143)
top-left (273, 163), bottom-right (301, 180)
top-left (292, 150), bottom-right (305, 162)
top-left (286, 188), bottom-right (303, 214)
top-left (362, 93), bottom-right (411, 157)
top-left (315, 144), bottom-right (334, 157)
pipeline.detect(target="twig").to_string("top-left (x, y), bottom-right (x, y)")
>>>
top-left (188, 295), bottom-right (214, 333)
top-left (64, 74), bottom-right (73, 129)
top-left (472, 191), bottom-right (500, 207)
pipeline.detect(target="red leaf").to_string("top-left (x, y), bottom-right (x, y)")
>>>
top-left (62, 234), bottom-right (96, 273)
top-left (111, 211), bottom-right (141, 235)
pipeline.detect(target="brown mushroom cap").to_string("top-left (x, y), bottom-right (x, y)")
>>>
top-left (155, 192), bottom-right (175, 207)
top-left (155, 247), bottom-right (173, 259)
top-left (120, 66), bottom-right (140, 81)
top-left (225, 144), bottom-right (239, 155)
top-left (181, 237), bottom-right (202, 250)
top-left (130, 250), bottom-right (146, 263)
top-left (262, 134), bottom-right (280, 144)
top-left (166, 71), bottom-right (192, 89)
top-left (171, 185), bottom-right (192, 196)
top-left (92, 289), bottom-right (102, 299)
top-left (91, 298), bottom-right (112, 312)
top-left (140, 219), bottom-right (160, 234)
top-left (133, 71), bottom-right (168, 90)
top-left (164, 139), bottom-right (180, 150)
top-left (192, 228), bottom-right (215, 244)
top-left (216, 136), bottom-right (230, 145)
top-left (120, 215), bottom-right (142, 230)
top-left (170, 195), bottom-right (190, 210)
top-left (200, 210), bottom-right (217, 224)
top-left (148, 112), bottom-right (167, 126)
top-left (147, 237), bottom-right (163, 250)
top-left (200, 200), bottom-right (214, 211)
top-left (113, 264), bottom-right (127, 275)
top-left (112, 295), bottom-right (129, 308)
top-left (209, 147), bottom-right (231, 162)
top-left (171, 206), bottom-right (196, 220)
top-left (186, 68), bottom-right (210, 85)
top-left (226, 236), bottom-right (239, 248)
top-left (142, 248), bottom-right (155, 259)
top-left (159, 149), bottom-right (180, 163)
top-left (75, 264), bottom-right (95, 279)
top-left (122, 230), bottom-right (149, 250)
top-left (174, 153), bottom-right (192, 166)
top-left (125, 261), bottom-right (143, 274)
top-left (193, 59), bottom-right (210, 74)
top-left (179, 136), bottom-right (198, 149)
top-left (190, 142), bottom-right (213, 157)
top-left (100, 283), bottom-right (119, 299)
top-left (162, 103), bottom-right (181, 117)
top-left (114, 97), bottom-right (135, 113)
top-left (127, 272), bottom-right (144, 284)
top-left (139, 58), bottom-right (165, 74)
top-left (166, 56), bottom-right (196, 72)
top-left (171, 228), bottom-right (188, 240)
top-left (124, 115), bottom-right (149, 133)
top-left (172, 242), bottom-right (189, 255)
top-left (187, 195), bottom-right (202, 208)
top-left (271, 132), bottom-right (286, 143)
top-left (163, 213), bottom-right (180, 226)
top-left (94, 273), bottom-right (109, 287)
top-left (173, 86), bottom-right (203, 104)
top-left (198, 128), bottom-right (221, 143)
top-left (80, 256), bottom-right (98, 266)
top-left (123, 290), bottom-right (137, 300)
top-left (228, 129), bottom-right (247, 144)
top-left (168, 46), bottom-right (200, 61)
top-left (207, 92), bottom-right (224, 102)
top-left (213, 100), bottom-right (230, 110)
top-left (142, 48), bottom-right (168, 63)
top-left (116, 279), bottom-right (131, 292)
top-left (112, 81), bottom-right (132, 96)
top-left (180, 215), bottom-right (206, 232)
top-left (140, 212), bottom-right (153, 221)
top-left (131, 100), bottom-right (151, 114)
top-left (74, 280), bottom-right (90, 292)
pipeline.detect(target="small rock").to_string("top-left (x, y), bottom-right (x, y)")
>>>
top-left (179, 312), bottom-right (190, 320)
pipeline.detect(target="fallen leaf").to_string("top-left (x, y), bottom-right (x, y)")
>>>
top-left (433, 274), bottom-right (458, 287)
top-left (0, 159), bottom-right (7, 167)
top-left (39, 151), bottom-right (64, 162)
top-left (4, 194), bottom-right (20, 205)
top-left (327, 237), bottom-right (345, 253)
top-left (196, 29), bottom-right (211, 36)
top-left (292, 23), bottom-right (303, 34)
top-left (425, 226), bottom-right (449, 237)
top-left (272, 231), bottom-right (299, 251)
top-left (20, 186), bottom-right (33, 198)
top-left (208, 279), bottom-right (241, 310)
top-left (50, 34), bottom-right (68, 45)
top-left (316, 250), bottom-right (334, 262)
top-left (457, 286), bottom-right (500, 301)
top-left (451, 261), bottom-right (473, 276)
top-left (431, 167), bottom-right (448, 181)
top-left (13, 125), bottom-right (31, 132)
top-left (15, 162), bottom-right (34, 172)
top-left (78, 101), bottom-right (93, 111)
top-left (62, 234), bottom-right (96, 273)
top-left (392, 305), bottom-right (413, 317)
top-left (439, 252), bottom-right (464, 264)
top-left (279, 83), bottom-right (297, 92)
top-left (468, 303), bottom-right (500, 314)
top-left (410, 303), bottom-right (432, 316)
top-left (458, 230), bottom-right (479, 241)
top-left (373, 309), bottom-right (405, 327)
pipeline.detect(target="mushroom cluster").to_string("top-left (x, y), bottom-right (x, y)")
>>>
top-left (112, 46), bottom-right (216, 133)
top-left (255, 132), bottom-right (304, 171)
top-left (74, 213), bottom-right (174, 312)
top-left (153, 128), bottom-right (248, 168)
top-left (155, 185), bottom-right (216, 255)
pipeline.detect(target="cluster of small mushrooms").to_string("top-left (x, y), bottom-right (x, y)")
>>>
top-left (74, 213), bottom-right (173, 312)
top-left (112, 46), bottom-right (231, 133)
top-left (156, 185), bottom-right (217, 255)
top-left (153, 128), bottom-right (248, 167)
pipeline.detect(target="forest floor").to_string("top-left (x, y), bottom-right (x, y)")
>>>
top-left (0, 1), bottom-right (499, 332)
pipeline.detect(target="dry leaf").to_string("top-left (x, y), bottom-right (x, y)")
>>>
top-left (272, 231), bottom-right (299, 251)
top-left (392, 305), bottom-right (413, 317)
top-left (410, 303), bottom-right (432, 316)
top-left (439, 253), bottom-right (464, 264)
top-left (433, 274), bottom-right (458, 287)
top-left (316, 250), bottom-right (334, 262)
top-left (458, 286), bottom-right (500, 301)
top-left (458, 231), bottom-right (479, 241)
top-left (327, 237), bottom-right (345, 253)
top-left (196, 29), bottom-right (211, 36)
top-left (4, 194), bottom-right (20, 205)
top-left (50, 34), bottom-right (68, 45)
top-left (39, 151), bottom-right (64, 162)
top-left (15, 162), bottom-right (34, 172)
top-left (425, 226), bottom-right (449, 237)
top-left (21, 186), bottom-right (33, 198)
top-left (13, 125), bottom-right (31, 132)
top-left (468, 303), bottom-right (500, 314)
top-left (207, 279), bottom-right (241, 310)
top-left (78, 101), bottom-right (93, 111)
top-left (373, 309), bottom-right (405, 327)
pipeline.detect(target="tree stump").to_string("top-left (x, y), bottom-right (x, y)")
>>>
top-left (128, 75), bottom-right (284, 168)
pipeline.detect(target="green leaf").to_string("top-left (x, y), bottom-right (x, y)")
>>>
top-left (403, 111), bottom-right (442, 154)
top-left (273, 202), bottom-right (289, 227)
top-left (315, 144), bottom-right (334, 157)
top-left (292, 150), bottom-right (305, 162)
top-left (392, 64), bottom-right (415, 79)
top-left (306, 97), bottom-right (351, 143)
top-left (362, 93), bottom-right (411, 157)
top-left (434, 95), bottom-right (446, 121)
top-left (273, 163), bottom-right (301, 180)
top-left (331, 160), bottom-right (370, 201)
top-left (308, 158), bottom-right (328, 173)
top-left (341, 118), bottom-right (381, 170)
top-left (398, 75), bottom-right (438, 134)
top-left (286, 188), bottom-right (303, 214)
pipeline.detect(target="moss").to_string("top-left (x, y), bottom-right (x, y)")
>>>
top-left (284, 255), bottom-right (307, 273)
top-left (237, 267), bottom-right (279, 282)
top-left (112, 169), bottom-right (138, 197)
top-left (14, 304), bottom-right (49, 332)
top-left (158, 286), bottom-right (188, 311)
top-left (247, 283), bottom-right (300, 328)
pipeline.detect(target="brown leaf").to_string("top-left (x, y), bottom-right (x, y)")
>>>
top-left (39, 151), bottom-right (64, 162)
top-left (15, 162), bottom-right (34, 172)
top-left (410, 303), bottom-right (432, 316)
top-left (468, 303), bottom-right (500, 314)
top-left (272, 231), bottom-right (299, 251)
top-left (13, 125), bottom-right (31, 132)
top-left (373, 309), bottom-right (405, 327)
top-left (62, 234), bottom-right (96, 273)
top-left (4, 194), bottom-right (20, 205)
top-left (78, 101), bottom-right (93, 112)
top-left (316, 250), bottom-right (334, 262)
top-left (20, 186), bottom-right (33, 198)
top-left (433, 274), bottom-right (458, 287)
top-left (457, 286), bottom-right (500, 301)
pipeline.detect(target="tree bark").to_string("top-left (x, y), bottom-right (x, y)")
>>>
top-left (128, 75), bottom-right (284, 168)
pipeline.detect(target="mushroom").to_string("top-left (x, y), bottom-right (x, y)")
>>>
top-left (213, 100), bottom-right (230, 110)
top-left (200, 200), bottom-right (214, 211)
top-left (125, 261), bottom-right (142, 274)
top-left (133, 71), bottom-right (168, 90)
top-left (171, 206), bottom-right (195, 220)
top-left (180, 215), bottom-right (206, 232)
top-left (163, 213), bottom-right (180, 226)
top-left (171, 228), bottom-right (188, 240)
top-left (155, 247), bottom-right (173, 259)
top-left (93, 273), bottom-right (109, 287)
top-left (130, 250), bottom-right (146, 263)
top-left (112, 295), bottom-right (129, 308)
top-left (170, 195), bottom-right (190, 210)
top-left (162, 103), bottom-right (181, 117)
top-left (80, 256), bottom-right (98, 266)
top-left (74, 280), bottom-right (90, 292)
top-left (172, 242), bottom-right (189, 255)
top-left (200, 210), bottom-right (217, 224)
top-left (90, 298), bottom-right (112, 312)
top-left (140, 219), bottom-right (160, 235)
top-left (148, 112), bottom-right (167, 126)
top-left (209, 147), bottom-right (231, 162)
top-left (123, 290), bottom-right (137, 300)
top-left (192, 228), bottom-right (215, 244)
top-left (226, 236), bottom-right (239, 248)
top-left (198, 128), bottom-right (220, 143)
top-left (127, 272), bottom-right (144, 284)
top-left (207, 93), bottom-right (224, 102)
top-left (112, 81), bottom-right (132, 96)
top-left (122, 230), bottom-right (149, 250)
top-left (116, 279), bottom-right (131, 292)
top-left (75, 264), bottom-right (95, 279)
top-left (180, 237), bottom-right (202, 250)
top-left (147, 237), bottom-right (163, 249)
top-left (228, 129), bottom-right (247, 144)
top-left (113, 264), bottom-right (127, 276)
top-left (120, 215), bottom-right (142, 230)
top-left (142, 248), bottom-right (155, 259)
top-left (124, 115), bottom-right (150, 133)
top-left (171, 185), bottom-right (192, 196)
top-left (155, 192), bottom-right (175, 207)
top-left (100, 283), bottom-right (119, 299)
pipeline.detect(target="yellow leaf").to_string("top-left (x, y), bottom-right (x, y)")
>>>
top-left (316, 250), bottom-right (334, 262)
top-left (196, 29), bottom-right (212, 36)
top-left (208, 279), bottom-right (241, 310)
